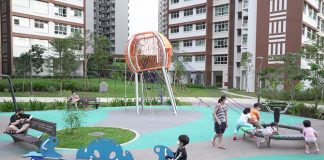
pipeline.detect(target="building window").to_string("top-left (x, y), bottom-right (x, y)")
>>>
top-left (214, 38), bottom-right (228, 48)
top-left (183, 24), bottom-right (193, 32)
top-left (214, 54), bottom-right (228, 64)
top-left (34, 20), bottom-right (47, 29)
top-left (55, 5), bottom-right (67, 17)
top-left (195, 39), bottom-right (205, 46)
top-left (303, 4), bottom-right (307, 13)
top-left (183, 40), bottom-right (192, 47)
top-left (195, 55), bottom-right (205, 62)
top-left (54, 23), bottom-right (67, 35)
top-left (184, 8), bottom-right (193, 16)
top-left (309, 8), bottom-right (313, 19)
top-left (73, 9), bottom-right (82, 17)
top-left (196, 6), bottom-right (206, 14)
top-left (73, 45), bottom-right (82, 51)
top-left (71, 26), bottom-right (82, 33)
top-left (170, 26), bottom-right (179, 33)
top-left (182, 55), bottom-right (192, 62)
top-left (214, 21), bottom-right (228, 32)
top-left (196, 23), bottom-right (206, 30)
top-left (313, 12), bottom-right (317, 20)
top-left (171, 11), bottom-right (179, 19)
top-left (171, 0), bottom-right (179, 4)
top-left (14, 19), bottom-right (19, 25)
top-left (171, 41), bottom-right (180, 49)
top-left (215, 4), bottom-right (229, 16)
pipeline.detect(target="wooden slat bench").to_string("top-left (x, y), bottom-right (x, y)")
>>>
top-left (78, 97), bottom-right (99, 109)
top-left (4, 118), bottom-right (56, 148)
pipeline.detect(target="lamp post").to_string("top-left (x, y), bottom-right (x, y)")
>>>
top-left (256, 56), bottom-right (263, 103)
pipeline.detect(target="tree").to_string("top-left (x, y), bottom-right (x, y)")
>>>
top-left (110, 62), bottom-right (125, 91)
top-left (49, 37), bottom-right (79, 92)
top-left (88, 34), bottom-right (112, 82)
top-left (29, 45), bottom-right (46, 75)
top-left (271, 53), bottom-right (304, 102)
top-left (15, 53), bottom-right (30, 76)
top-left (299, 38), bottom-right (324, 108)
top-left (172, 55), bottom-right (186, 89)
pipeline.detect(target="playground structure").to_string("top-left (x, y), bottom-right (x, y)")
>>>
top-left (125, 32), bottom-right (177, 115)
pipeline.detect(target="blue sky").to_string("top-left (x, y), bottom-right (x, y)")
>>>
top-left (129, 0), bottom-right (159, 36)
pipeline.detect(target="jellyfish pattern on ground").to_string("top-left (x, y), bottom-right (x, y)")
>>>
top-left (76, 138), bottom-right (134, 160)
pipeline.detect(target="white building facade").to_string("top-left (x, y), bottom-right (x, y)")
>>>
top-left (1, 0), bottom-right (85, 76)
top-left (164, 0), bottom-right (230, 88)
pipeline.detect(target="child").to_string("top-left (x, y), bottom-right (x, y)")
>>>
top-left (256, 122), bottom-right (279, 147)
top-left (250, 103), bottom-right (263, 129)
top-left (233, 108), bottom-right (254, 140)
top-left (302, 120), bottom-right (320, 154)
top-left (165, 135), bottom-right (189, 160)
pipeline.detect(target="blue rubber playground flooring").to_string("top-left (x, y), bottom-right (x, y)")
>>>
top-left (0, 106), bottom-right (306, 151)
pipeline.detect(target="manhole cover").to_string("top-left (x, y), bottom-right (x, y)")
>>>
top-left (88, 132), bottom-right (105, 137)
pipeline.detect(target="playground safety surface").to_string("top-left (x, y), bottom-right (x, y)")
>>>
top-left (0, 106), bottom-right (323, 160)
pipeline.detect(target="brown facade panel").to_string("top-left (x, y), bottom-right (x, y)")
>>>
top-left (255, 0), bottom-right (303, 89)
top-left (1, 0), bottom-right (12, 75)
top-left (204, 0), bottom-right (213, 86)
top-left (228, 0), bottom-right (235, 89)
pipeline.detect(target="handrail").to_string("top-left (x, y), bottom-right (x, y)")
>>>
top-left (261, 102), bottom-right (292, 114)
top-left (0, 74), bottom-right (17, 112)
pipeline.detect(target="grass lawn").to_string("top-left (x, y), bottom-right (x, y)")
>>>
top-left (47, 127), bottom-right (136, 149)
top-left (0, 77), bottom-right (239, 97)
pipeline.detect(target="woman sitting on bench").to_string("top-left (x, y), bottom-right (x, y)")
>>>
top-left (6, 108), bottom-right (33, 134)
top-left (68, 91), bottom-right (80, 108)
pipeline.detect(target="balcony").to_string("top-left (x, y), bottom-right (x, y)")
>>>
top-left (242, 20), bottom-right (248, 29)
top-left (242, 0), bottom-right (249, 10)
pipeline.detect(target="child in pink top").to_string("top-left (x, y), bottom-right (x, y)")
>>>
top-left (302, 120), bottom-right (320, 154)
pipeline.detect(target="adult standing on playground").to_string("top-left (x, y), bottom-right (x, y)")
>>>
top-left (6, 108), bottom-right (33, 134)
top-left (212, 95), bottom-right (228, 149)
top-left (250, 103), bottom-right (263, 129)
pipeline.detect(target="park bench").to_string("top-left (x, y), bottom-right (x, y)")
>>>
top-left (78, 97), bottom-right (99, 109)
top-left (4, 118), bottom-right (56, 148)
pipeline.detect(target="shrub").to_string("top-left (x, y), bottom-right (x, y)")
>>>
top-left (62, 110), bottom-right (84, 134)
top-left (287, 103), bottom-right (323, 120)
top-left (0, 101), bottom-right (15, 112)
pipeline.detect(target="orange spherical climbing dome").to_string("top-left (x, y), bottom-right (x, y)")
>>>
top-left (125, 32), bottom-right (173, 73)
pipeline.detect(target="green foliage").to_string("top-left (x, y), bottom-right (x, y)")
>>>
top-left (88, 34), bottom-right (112, 77)
top-left (298, 38), bottom-right (324, 107)
top-left (0, 101), bottom-right (15, 112)
top-left (172, 55), bottom-right (186, 87)
top-left (111, 62), bottom-right (126, 91)
top-left (62, 110), bottom-right (84, 134)
top-left (288, 103), bottom-right (324, 120)
top-left (241, 52), bottom-right (252, 68)
top-left (15, 53), bottom-right (30, 76)
top-left (49, 36), bottom-right (81, 92)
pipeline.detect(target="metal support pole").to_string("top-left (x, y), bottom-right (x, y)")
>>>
top-left (140, 72), bottom-right (144, 110)
top-left (162, 67), bottom-right (177, 115)
top-left (135, 72), bottom-right (139, 115)
top-left (0, 75), bottom-right (17, 112)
